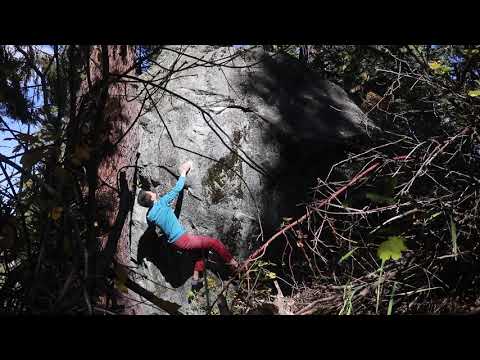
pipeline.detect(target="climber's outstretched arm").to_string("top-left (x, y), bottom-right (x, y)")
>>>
top-left (160, 176), bottom-right (185, 205)
top-left (159, 161), bottom-right (192, 205)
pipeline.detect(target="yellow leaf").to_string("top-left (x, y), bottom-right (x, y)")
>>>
top-left (265, 271), bottom-right (277, 280)
top-left (428, 61), bottom-right (451, 75)
top-left (114, 279), bottom-right (129, 293)
top-left (429, 61), bottom-right (441, 70)
top-left (462, 48), bottom-right (480, 56)
top-left (206, 276), bottom-right (217, 288)
top-left (467, 89), bottom-right (480, 97)
top-left (23, 179), bottom-right (34, 190)
top-left (187, 290), bottom-right (195, 301)
top-left (360, 71), bottom-right (370, 82)
top-left (49, 207), bottom-right (63, 221)
top-left (114, 264), bottom-right (129, 293)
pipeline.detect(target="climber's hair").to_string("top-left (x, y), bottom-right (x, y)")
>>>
top-left (137, 190), bottom-right (154, 208)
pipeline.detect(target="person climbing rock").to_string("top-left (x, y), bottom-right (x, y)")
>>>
top-left (137, 160), bottom-right (240, 291)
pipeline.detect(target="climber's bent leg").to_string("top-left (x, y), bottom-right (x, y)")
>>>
top-left (174, 233), bottom-right (234, 265)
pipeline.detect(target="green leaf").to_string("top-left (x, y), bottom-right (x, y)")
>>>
top-left (467, 89), bottom-right (480, 97)
top-left (377, 236), bottom-right (407, 262)
top-left (339, 284), bottom-right (355, 315)
top-left (427, 211), bottom-right (442, 222)
top-left (387, 282), bottom-right (398, 315)
top-left (338, 247), bottom-right (359, 264)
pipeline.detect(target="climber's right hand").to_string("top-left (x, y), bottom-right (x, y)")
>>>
top-left (179, 160), bottom-right (193, 177)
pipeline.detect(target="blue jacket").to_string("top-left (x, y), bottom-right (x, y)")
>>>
top-left (146, 176), bottom-right (186, 243)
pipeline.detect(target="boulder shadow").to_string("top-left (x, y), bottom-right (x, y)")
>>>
top-left (236, 49), bottom-right (375, 291)
top-left (240, 50), bottom-right (371, 236)
top-left (136, 224), bottom-right (232, 287)
top-left (136, 224), bottom-right (195, 288)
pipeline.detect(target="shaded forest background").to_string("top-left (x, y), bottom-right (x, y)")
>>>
top-left (1, 45), bottom-right (479, 314)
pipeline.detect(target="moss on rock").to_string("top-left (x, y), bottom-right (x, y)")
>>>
top-left (202, 130), bottom-right (245, 204)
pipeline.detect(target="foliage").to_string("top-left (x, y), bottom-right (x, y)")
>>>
top-left (245, 44), bottom-right (480, 315)
top-left (2, 44), bottom-right (480, 315)
top-left (377, 236), bottom-right (407, 262)
top-left (0, 45), bottom-right (159, 314)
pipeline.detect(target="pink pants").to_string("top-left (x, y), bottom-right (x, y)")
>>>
top-left (173, 233), bottom-right (233, 272)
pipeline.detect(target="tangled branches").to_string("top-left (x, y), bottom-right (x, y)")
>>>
top-left (220, 45), bottom-right (480, 315)
top-left (224, 125), bottom-right (478, 315)
top-left (303, 126), bottom-right (479, 314)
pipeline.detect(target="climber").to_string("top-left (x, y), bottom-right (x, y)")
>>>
top-left (137, 160), bottom-right (240, 290)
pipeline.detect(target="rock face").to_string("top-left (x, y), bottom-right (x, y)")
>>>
top-left (127, 46), bottom-right (373, 314)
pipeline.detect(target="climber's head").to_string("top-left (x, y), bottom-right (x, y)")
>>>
top-left (137, 190), bottom-right (157, 208)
